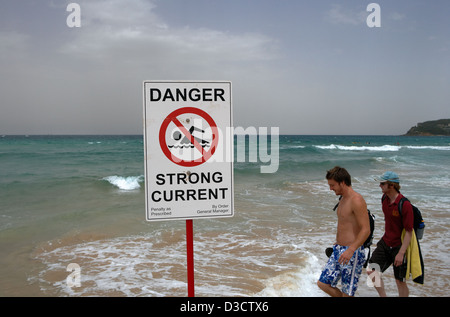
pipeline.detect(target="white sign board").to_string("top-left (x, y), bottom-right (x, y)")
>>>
top-left (143, 81), bottom-right (234, 221)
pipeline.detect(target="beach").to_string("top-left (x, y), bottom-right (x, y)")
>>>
top-left (1, 134), bottom-right (449, 296)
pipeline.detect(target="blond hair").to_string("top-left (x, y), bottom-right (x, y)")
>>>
top-left (387, 181), bottom-right (401, 193)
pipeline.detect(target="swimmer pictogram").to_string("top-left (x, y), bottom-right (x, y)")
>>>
top-left (169, 126), bottom-right (210, 149)
top-left (159, 107), bottom-right (219, 167)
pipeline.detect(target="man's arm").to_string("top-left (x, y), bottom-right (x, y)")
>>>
top-left (395, 230), bottom-right (412, 266)
top-left (394, 200), bottom-right (414, 266)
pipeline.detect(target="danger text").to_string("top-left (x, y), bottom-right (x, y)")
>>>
top-left (149, 88), bottom-right (226, 102)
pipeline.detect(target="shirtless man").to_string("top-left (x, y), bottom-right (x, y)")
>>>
top-left (317, 166), bottom-right (371, 297)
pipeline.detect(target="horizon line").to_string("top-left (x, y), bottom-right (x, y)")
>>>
top-left (0, 133), bottom-right (421, 137)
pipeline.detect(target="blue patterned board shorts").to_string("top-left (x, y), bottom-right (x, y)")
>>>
top-left (319, 244), bottom-right (366, 296)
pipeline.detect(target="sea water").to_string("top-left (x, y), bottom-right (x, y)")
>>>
top-left (0, 135), bottom-right (449, 296)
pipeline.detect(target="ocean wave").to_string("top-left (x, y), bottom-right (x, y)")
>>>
top-left (313, 144), bottom-right (450, 152)
top-left (314, 144), bottom-right (400, 151)
top-left (280, 145), bottom-right (306, 150)
top-left (32, 230), bottom-right (318, 296)
top-left (405, 145), bottom-right (450, 151)
top-left (102, 175), bottom-right (144, 190)
top-left (255, 252), bottom-right (323, 297)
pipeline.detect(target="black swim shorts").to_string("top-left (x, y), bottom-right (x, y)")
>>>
top-left (368, 238), bottom-right (407, 281)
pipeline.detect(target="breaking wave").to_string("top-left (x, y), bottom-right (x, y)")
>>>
top-left (314, 144), bottom-right (400, 151)
top-left (102, 175), bottom-right (144, 191)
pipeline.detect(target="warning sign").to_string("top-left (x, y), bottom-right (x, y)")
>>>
top-left (143, 81), bottom-right (234, 221)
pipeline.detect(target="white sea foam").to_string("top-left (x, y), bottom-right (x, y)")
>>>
top-left (103, 175), bottom-right (144, 190)
top-left (405, 145), bottom-right (450, 151)
top-left (32, 228), bottom-right (330, 297)
top-left (280, 145), bottom-right (306, 150)
top-left (315, 144), bottom-right (400, 151)
top-left (315, 144), bottom-right (450, 152)
top-left (255, 252), bottom-right (324, 297)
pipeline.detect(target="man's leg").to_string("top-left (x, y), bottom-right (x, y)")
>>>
top-left (340, 247), bottom-right (365, 297)
top-left (395, 279), bottom-right (409, 297)
top-left (393, 246), bottom-right (409, 297)
top-left (318, 245), bottom-right (342, 297)
top-left (367, 269), bottom-right (387, 297)
top-left (367, 240), bottom-right (391, 297)
top-left (317, 281), bottom-right (346, 297)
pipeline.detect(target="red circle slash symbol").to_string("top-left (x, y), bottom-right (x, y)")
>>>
top-left (159, 107), bottom-right (219, 167)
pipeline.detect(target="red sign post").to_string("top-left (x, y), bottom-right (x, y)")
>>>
top-left (186, 219), bottom-right (195, 297)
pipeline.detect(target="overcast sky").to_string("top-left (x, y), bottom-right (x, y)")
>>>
top-left (1, 0), bottom-right (449, 135)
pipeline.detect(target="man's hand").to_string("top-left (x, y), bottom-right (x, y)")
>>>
top-left (339, 248), bottom-right (355, 265)
top-left (394, 251), bottom-right (405, 267)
